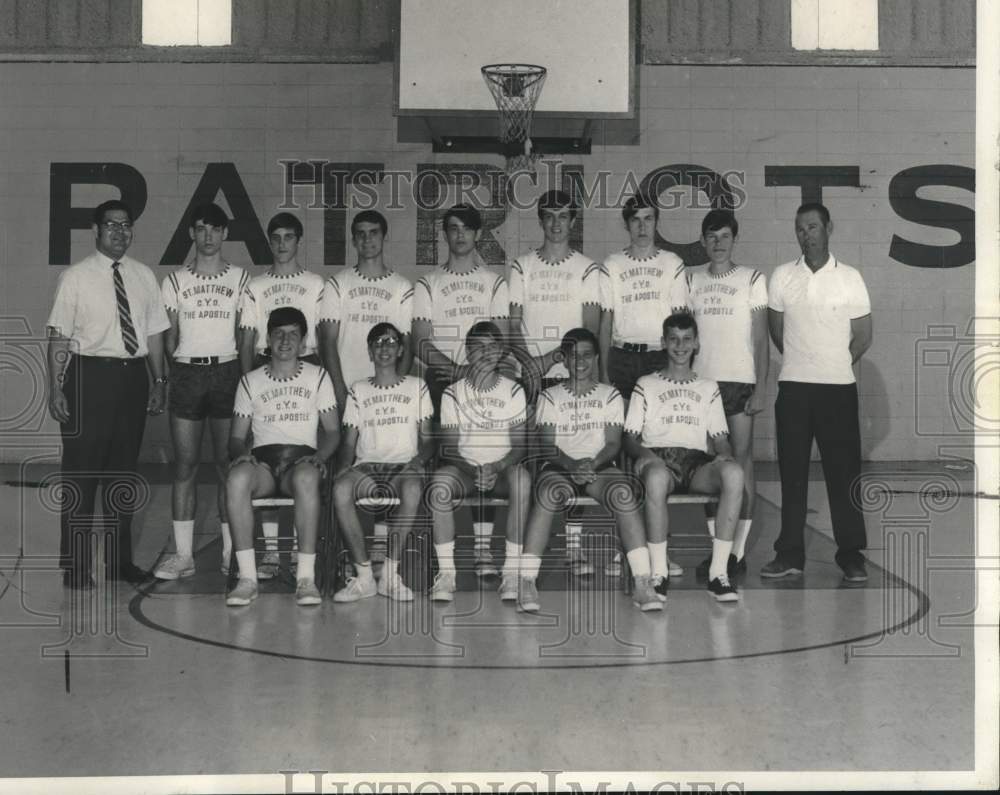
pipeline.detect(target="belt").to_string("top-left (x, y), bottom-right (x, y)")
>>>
top-left (174, 354), bottom-right (239, 365)
top-left (76, 355), bottom-right (144, 365)
top-left (619, 343), bottom-right (649, 353)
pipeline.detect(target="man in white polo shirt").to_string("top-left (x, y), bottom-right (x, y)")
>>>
top-left (763, 203), bottom-right (873, 583)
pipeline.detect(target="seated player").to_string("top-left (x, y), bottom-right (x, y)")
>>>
top-left (331, 322), bottom-right (435, 603)
top-left (623, 313), bottom-right (745, 603)
top-left (517, 328), bottom-right (661, 613)
top-left (224, 308), bottom-right (340, 607)
top-left (427, 321), bottom-right (531, 603)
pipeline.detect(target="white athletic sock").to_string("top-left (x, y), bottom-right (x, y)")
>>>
top-left (520, 553), bottom-right (542, 580)
top-left (709, 538), bottom-right (734, 581)
top-left (354, 560), bottom-right (374, 582)
top-left (706, 517), bottom-right (716, 538)
top-left (173, 520), bottom-right (195, 559)
top-left (626, 547), bottom-right (651, 578)
top-left (648, 541), bottom-right (668, 580)
top-left (565, 523), bottom-right (583, 556)
top-left (434, 541), bottom-right (456, 574)
top-left (262, 520), bottom-right (279, 552)
top-left (382, 557), bottom-right (399, 580)
top-left (220, 522), bottom-right (232, 556)
top-left (473, 522), bottom-right (493, 555)
top-left (235, 549), bottom-right (257, 583)
top-left (503, 541), bottom-right (522, 576)
top-left (733, 519), bottom-right (752, 560)
top-left (297, 552), bottom-right (316, 582)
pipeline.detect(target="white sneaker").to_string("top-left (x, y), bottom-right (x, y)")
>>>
top-left (474, 551), bottom-right (498, 577)
top-left (566, 552), bottom-right (594, 576)
top-left (651, 575), bottom-right (668, 602)
top-left (226, 578), bottom-right (258, 606)
top-left (498, 573), bottom-right (518, 601)
top-left (257, 551), bottom-right (280, 580)
top-left (430, 571), bottom-right (456, 602)
top-left (332, 575), bottom-right (377, 603)
top-left (667, 556), bottom-right (683, 577)
top-left (378, 571), bottom-right (415, 602)
top-left (153, 553), bottom-right (195, 580)
top-left (296, 578), bottom-right (322, 606)
top-left (516, 577), bottom-right (540, 612)
top-left (632, 575), bottom-right (664, 612)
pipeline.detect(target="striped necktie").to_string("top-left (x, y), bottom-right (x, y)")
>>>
top-left (112, 261), bottom-right (139, 356)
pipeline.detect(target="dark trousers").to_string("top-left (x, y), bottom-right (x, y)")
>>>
top-left (59, 355), bottom-right (149, 578)
top-left (774, 381), bottom-right (867, 569)
top-left (607, 347), bottom-right (669, 402)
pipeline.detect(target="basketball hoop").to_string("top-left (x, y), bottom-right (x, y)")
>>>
top-left (482, 63), bottom-right (547, 174)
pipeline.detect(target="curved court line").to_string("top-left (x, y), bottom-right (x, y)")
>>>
top-left (129, 490), bottom-right (933, 669)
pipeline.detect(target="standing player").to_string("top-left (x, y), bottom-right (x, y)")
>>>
top-left (239, 212), bottom-right (324, 370)
top-left (599, 194), bottom-right (688, 402)
top-left (225, 308), bottom-right (340, 607)
top-left (411, 204), bottom-right (510, 416)
top-left (508, 189), bottom-right (602, 576)
top-left (239, 212), bottom-right (325, 576)
top-left (427, 322), bottom-right (531, 603)
top-left (687, 210), bottom-right (768, 580)
top-left (331, 323), bottom-right (435, 603)
top-left (155, 203), bottom-right (249, 580)
top-left (319, 210), bottom-right (414, 413)
top-left (517, 328), bottom-right (661, 613)
top-left (624, 313), bottom-right (745, 602)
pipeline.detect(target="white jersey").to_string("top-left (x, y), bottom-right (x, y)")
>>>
top-left (440, 376), bottom-right (526, 466)
top-left (318, 267), bottom-right (413, 386)
top-left (599, 249), bottom-right (688, 347)
top-left (686, 265), bottom-right (767, 383)
top-left (162, 264), bottom-right (249, 358)
top-left (233, 362), bottom-right (337, 449)
top-left (509, 249), bottom-right (600, 378)
top-left (624, 373), bottom-right (727, 453)
top-left (536, 382), bottom-right (623, 460)
top-left (239, 269), bottom-right (325, 355)
top-left (342, 376), bottom-right (432, 465)
top-left (413, 265), bottom-right (509, 366)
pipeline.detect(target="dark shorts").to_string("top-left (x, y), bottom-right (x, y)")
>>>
top-left (169, 359), bottom-right (241, 420)
top-left (537, 460), bottom-right (613, 496)
top-left (353, 462), bottom-right (410, 478)
top-left (439, 457), bottom-right (527, 499)
top-left (252, 444), bottom-right (316, 489)
top-left (718, 381), bottom-right (755, 416)
top-left (608, 347), bottom-right (669, 402)
top-left (649, 446), bottom-right (714, 492)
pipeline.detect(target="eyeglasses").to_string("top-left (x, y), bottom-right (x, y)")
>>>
top-left (372, 336), bottom-right (401, 347)
top-left (100, 221), bottom-right (133, 232)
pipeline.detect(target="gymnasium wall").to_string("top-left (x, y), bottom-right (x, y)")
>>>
top-left (0, 61), bottom-right (975, 464)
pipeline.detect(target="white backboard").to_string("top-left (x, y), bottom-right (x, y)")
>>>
top-left (396, 0), bottom-right (634, 117)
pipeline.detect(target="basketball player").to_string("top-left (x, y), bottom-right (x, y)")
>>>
top-left (319, 210), bottom-right (414, 413)
top-left (624, 313), bottom-right (745, 603)
top-left (155, 203), bottom-right (249, 580)
top-left (239, 211), bottom-right (325, 576)
top-left (598, 194), bottom-right (688, 401)
top-left (517, 328), bottom-right (661, 613)
top-left (508, 189), bottom-right (601, 576)
top-left (427, 321), bottom-right (531, 603)
top-left (686, 209), bottom-right (768, 580)
top-left (332, 323), bottom-right (434, 603)
top-left (225, 307), bottom-right (340, 607)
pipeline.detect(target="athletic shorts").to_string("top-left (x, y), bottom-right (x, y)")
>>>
top-left (607, 347), bottom-right (669, 402)
top-left (718, 381), bottom-right (755, 416)
top-left (536, 460), bottom-right (612, 496)
top-left (439, 457), bottom-right (526, 499)
top-left (168, 359), bottom-right (241, 420)
top-left (252, 444), bottom-right (317, 490)
top-left (649, 446), bottom-right (714, 492)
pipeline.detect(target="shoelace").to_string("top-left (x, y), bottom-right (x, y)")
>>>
top-left (716, 575), bottom-right (732, 589)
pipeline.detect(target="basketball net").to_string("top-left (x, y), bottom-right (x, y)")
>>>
top-left (482, 64), bottom-right (547, 174)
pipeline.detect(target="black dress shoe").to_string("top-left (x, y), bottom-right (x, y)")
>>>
top-left (841, 559), bottom-right (868, 583)
top-left (63, 570), bottom-right (95, 590)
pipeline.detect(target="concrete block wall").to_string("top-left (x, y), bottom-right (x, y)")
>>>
top-left (0, 62), bottom-right (975, 463)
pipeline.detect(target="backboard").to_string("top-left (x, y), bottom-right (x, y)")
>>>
top-left (395, 0), bottom-right (635, 119)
